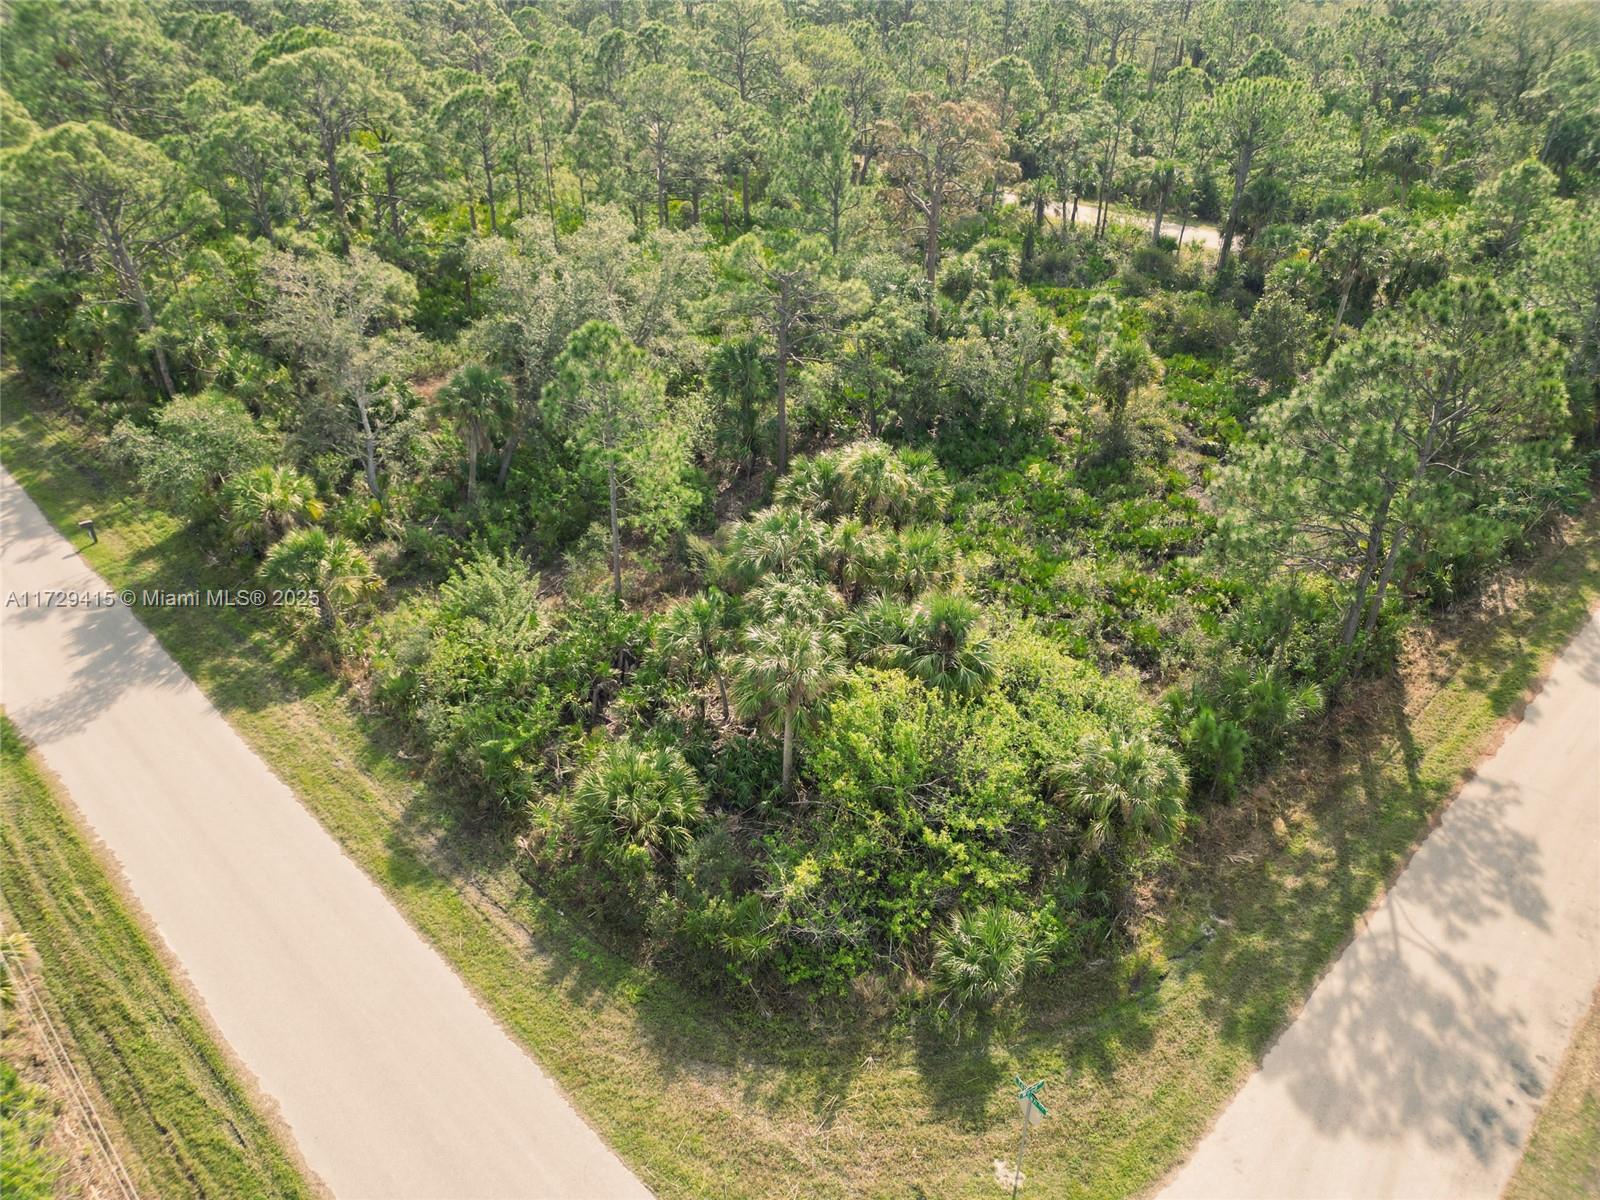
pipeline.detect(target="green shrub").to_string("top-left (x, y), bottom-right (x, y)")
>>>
top-left (0, 1060), bottom-right (58, 1200)
top-left (930, 904), bottom-right (1045, 1016)
top-left (568, 738), bottom-right (705, 896)
top-left (111, 390), bottom-right (277, 524)
top-left (759, 632), bottom-right (1181, 992)
top-left (372, 550), bottom-right (560, 810)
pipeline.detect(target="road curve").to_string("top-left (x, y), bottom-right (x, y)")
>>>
top-left (1161, 612), bottom-right (1600, 1199)
top-left (0, 468), bottom-right (650, 1200)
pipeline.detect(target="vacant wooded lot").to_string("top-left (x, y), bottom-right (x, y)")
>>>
top-left (2, 0), bottom-right (1596, 1194)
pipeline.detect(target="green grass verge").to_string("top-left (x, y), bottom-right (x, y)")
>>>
top-left (0, 1058), bottom-right (60, 1200)
top-left (0, 716), bottom-right (312, 1200)
top-left (1506, 991), bottom-right (1600, 1200)
top-left (6, 400), bottom-right (1599, 1198)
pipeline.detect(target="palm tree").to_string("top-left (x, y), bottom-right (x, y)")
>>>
top-left (773, 451), bottom-right (848, 518)
top-left (1236, 664), bottom-right (1323, 760)
top-left (903, 593), bottom-right (995, 696)
top-left (845, 594), bottom-right (913, 664)
top-left (658, 590), bottom-right (735, 722)
top-left (222, 465), bottom-right (322, 553)
top-left (1378, 127), bottom-right (1429, 205)
top-left (260, 527), bottom-right (382, 636)
top-left (1321, 215), bottom-right (1390, 350)
top-left (820, 518), bottom-right (884, 603)
top-left (1092, 332), bottom-right (1159, 430)
top-left (436, 365), bottom-right (510, 503)
top-left (775, 442), bottom-right (946, 529)
top-left (835, 440), bottom-right (917, 526)
top-left (570, 739), bottom-right (705, 881)
top-left (733, 617), bottom-right (844, 794)
top-left (880, 525), bottom-right (954, 598)
top-left (1055, 727), bottom-right (1186, 862)
top-left (708, 336), bottom-right (771, 472)
top-left (727, 507), bottom-right (824, 580)
top-left (746, 577), bottom-right (844, 627)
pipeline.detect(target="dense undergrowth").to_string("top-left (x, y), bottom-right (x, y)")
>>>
top-left (2, 0), bottom-right (1596, 1022)
top-left (8, 396), bottom-right (1598, 1197)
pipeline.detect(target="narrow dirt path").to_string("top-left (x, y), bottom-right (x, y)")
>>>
top-left (1161, 613), bottom-right (1600, 1199)
top-left (1003, 191), bottom-right (1223, 250)
top-left (0, 468), bottom-right (651, 1200)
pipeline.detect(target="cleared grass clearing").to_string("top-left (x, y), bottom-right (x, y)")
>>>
top-left (5, 399), bottom-right (1598, 1198)
top-left (0, 715), bottom-right (313, 1200)
top-left (1505, 991), bottom-right (1600, 1200)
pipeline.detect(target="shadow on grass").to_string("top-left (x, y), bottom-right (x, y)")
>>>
top-left (1219, 770), bottom-right (1554, 1167)
top-left (1167, 587), bottom-right (1595, 1177)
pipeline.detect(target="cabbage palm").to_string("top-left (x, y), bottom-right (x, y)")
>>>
top-left (746, 577), bottom-right (843, 626)
top-left (571, 739), bottom-right (705, 881)
top-left (836, 441), bottom-right (914, 524)
top-left (774, 452), bottom-right (848, 518)
top-left (707, 335), bottom-right (770, 472)
top-left (1092, 332), bottom-right (1159, 428)
top-left (727, 507), bottom-right (824, 579)
top-left (260, 527), bottom-right (382, 634)
top-left (845, 594), bottom-right (914, 664)
top-left (1378, 127), bottom-right (1429, 204)
top-left (1239, 666), bottom-right (1324, 745)
top-left (820, 518), bottom-right (885, 603)
top-left (222, 464), bottom-right (322, 553)
top-left (930, 905), bottom-right (1043, 1015)
top-left (1056, 727), bottom-right (1186, 861)
top-left (658, 589), bottom-right (734, 721)
top-left (776, 441), bottom-right (945, 528)
top-left (880, 525), bottom-right (954, 598)
top-left (903, 593), bottom-right (995, 696)
top-left (436, 365), bottom-right (510, 503)
top-left (733, 617), bottom-right (844, 794)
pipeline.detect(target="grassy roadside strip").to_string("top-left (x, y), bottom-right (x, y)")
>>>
top-left (0, 716), bottom-right (314, 1200)
top-left (1505, 991), bottom-right (1600, 1200)
top-left (6, 399), bottom-right (1599, 1198)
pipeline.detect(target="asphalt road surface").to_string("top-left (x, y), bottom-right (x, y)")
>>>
top-left (0, 467), bottom-right (650, 1199)
top-left (1162, 611), bottom-right (1600, 1199)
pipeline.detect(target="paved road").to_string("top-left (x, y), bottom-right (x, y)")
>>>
top-left (0, 468), bottom-right (650, 1199)
top-left (1162, 612), bottom-right (1600, 1199)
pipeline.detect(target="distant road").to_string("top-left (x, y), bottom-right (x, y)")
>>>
top-left (1003, 191), bottom-right (1222, 250)
top-left (0, 468), bottom-right (650, 1200)
top-left (1161, 613), bottom-right (1600, 1199)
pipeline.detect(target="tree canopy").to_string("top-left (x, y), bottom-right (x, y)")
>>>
top-left (3, 0), bottom-right (1595, 1016)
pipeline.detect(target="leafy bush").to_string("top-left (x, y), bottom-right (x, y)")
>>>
top-left (1143, 290), bottom-right (1240, 356)
top-left (0, 1059), bottom-right (57, 1200)
top-left (372, 550), bottom-right (559, 810)
top-left (757, 632), bottom-right (1182, 992)
top-left (112, 391), bottom-right (277, 523)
